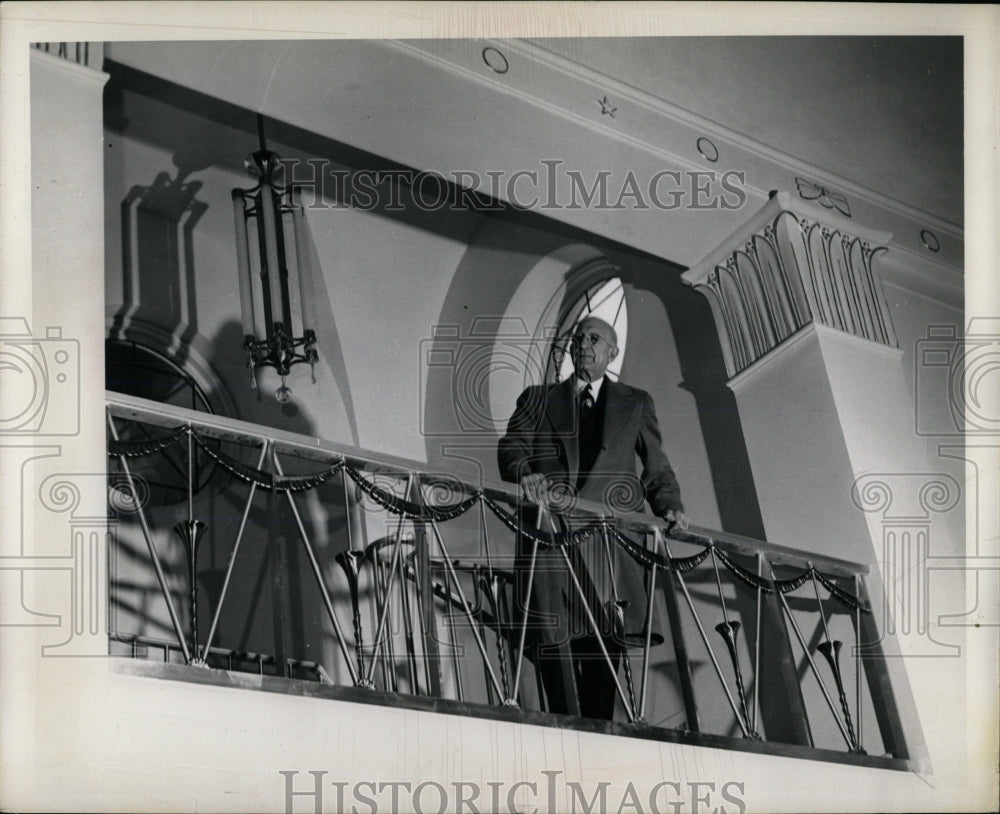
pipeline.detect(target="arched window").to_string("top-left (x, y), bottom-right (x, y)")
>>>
top-left (106, 337), bottom-right (222, 504)
top-left (550, 276), bottom-right (628, 383)
top-left (106, 339), bottom-right (215, 413)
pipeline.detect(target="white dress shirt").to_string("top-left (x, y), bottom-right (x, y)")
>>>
top-left (575, 375), bottom-right (605, 401)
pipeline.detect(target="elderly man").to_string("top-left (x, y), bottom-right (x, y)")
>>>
top-left (498, 315), bottom-right (688, 720)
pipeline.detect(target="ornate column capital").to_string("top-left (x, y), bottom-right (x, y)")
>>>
top-left (682, 191), bottom-right (896, 378)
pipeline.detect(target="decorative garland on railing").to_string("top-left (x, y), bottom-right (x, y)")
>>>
top-left (343, 463), bottom-right (479, 522)
top-left (192, 435), bottom-right (346, 493)
top-left (714, 547), bottom-right (773, 592)
top-left (607, 525), bottom-right (712, 573)
top-left (108, 426), bottom-right (345, 492)
top-left (607, 528), bottom-right (868, 611)
top-left (106, 424), bottom-right (870, 611)
top-left (814, 568), bottom-right (872, 613)
top-left (108, 426), bottom-right (188, 458)
top-left (713, 547), bottom-right (870, 612)
top-left (480, 494), bottom-right (606, 548)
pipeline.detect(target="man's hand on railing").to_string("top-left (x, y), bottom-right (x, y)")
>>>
top-left (519, 472), bottom-right (550, 504)
top-left (663, 509), bottom-right (690, 534)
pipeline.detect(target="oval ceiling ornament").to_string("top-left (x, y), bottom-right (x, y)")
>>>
top-left (482, 47), bottom-right (509, 74)
top-left (696, 136), bottom-right (719, 163)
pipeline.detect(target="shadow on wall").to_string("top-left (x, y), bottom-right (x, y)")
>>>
top-left (102, 65), bottom-right (381, 665)
top-left (110, 452), bottom-right (356, 672)
top-left (611, 250), bottom-right (766, 541)
top-left (294, 217), bottom-right (360, 447)
top-left (105, 63), bottom-right (254, 368)
top-left (105, 60), bottom-right (368, 443)
top-left (109, 167), bottom-right (207, 373)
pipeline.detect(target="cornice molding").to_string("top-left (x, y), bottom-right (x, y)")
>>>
top-left (878, 244), bottom-right (964, 313)
top-left (686, 191), bottom-right (893, 280)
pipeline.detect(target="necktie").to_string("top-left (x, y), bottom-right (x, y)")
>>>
top-left (578, 384), bottom-right (599, 482)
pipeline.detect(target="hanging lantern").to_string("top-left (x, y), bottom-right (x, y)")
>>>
top-left (232, 120), bottom-right (317, 402)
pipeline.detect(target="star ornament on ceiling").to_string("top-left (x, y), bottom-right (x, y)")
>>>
top-left (597, 95), bottom-right (617, 118)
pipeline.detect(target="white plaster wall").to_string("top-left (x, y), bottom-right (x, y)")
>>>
top-left (3, 659), bottom-right (947, 813)
top-left (728, 329), bottom-right (869, 557)
top-left (879, 250), bottom-right (966, 555)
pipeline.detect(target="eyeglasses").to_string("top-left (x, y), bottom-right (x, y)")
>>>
top-left (570, 331), bottom-right (614, 349)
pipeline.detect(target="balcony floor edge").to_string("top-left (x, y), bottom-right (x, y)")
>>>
top-left (109, 657), bottom-right (913, 773)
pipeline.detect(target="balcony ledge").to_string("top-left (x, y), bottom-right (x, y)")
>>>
top-left (110, 657), bottom-right (912, 773)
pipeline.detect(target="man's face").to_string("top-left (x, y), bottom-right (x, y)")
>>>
top-left (571, 317), bottom-right (618, 382)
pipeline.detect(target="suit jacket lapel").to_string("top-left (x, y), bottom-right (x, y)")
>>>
top-left (545, 378), bottom-right (579, 481)
top-left (598, 379), bottom-right (633, 459)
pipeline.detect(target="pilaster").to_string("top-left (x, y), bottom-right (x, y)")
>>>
top-left (683, 191), bottom-right (967, 777)
top-left (681, 192), bottom-right (961, 563)
top-left (20, 46), bottom-right (110, 656)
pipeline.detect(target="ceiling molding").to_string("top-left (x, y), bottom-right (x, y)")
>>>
top-left (105, 38), bottom-right (964, 280)
top-left (682, 190), bottom-right (893, 286)
top-left (516, 39), bottom-right (963, 237)
top-left (878, 245), bottom-right (964, 313)
top-left (390, 38), bottom-right (964, 274)
top-left (383, 39), bottom-right (730, 180)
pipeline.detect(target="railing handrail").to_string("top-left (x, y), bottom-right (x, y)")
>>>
top-left (106, 390), bottom-right (868, 577)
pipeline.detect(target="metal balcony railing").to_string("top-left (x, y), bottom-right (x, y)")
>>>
top-left (106, 391), bottom-right (912, 769)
